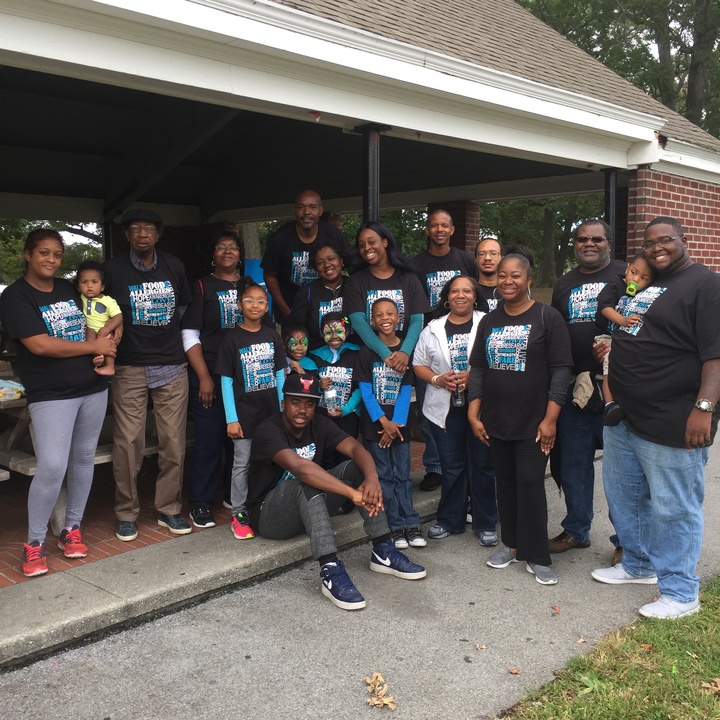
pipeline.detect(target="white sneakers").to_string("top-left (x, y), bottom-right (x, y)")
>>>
top-left (639, 595), bottom-right (700, 619)
top-left (591, 564), bottom-right (657, 584)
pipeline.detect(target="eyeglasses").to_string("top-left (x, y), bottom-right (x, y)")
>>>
top-left (476, 250), bottom-right (501, 258)
top-left (240, 298), bottom-right (268, 307)
top-left (574, 236), bottom-right (607, 244)
top-left (215, 245), bottom-right (240, 252)
top-left (642, 235), bottom-right (682, 251)
top-left (127, 224), bottom-right (158, 235)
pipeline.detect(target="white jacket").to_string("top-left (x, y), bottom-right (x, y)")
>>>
top-left (412, 310), bottom-right (485, 429)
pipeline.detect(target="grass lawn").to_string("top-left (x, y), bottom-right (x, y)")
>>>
top-left (501, 577), bottom-right (720, 719)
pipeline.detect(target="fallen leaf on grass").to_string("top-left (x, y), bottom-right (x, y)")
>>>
top-left (640, 643), bottom-right (654, 652)
top-left (364, 672), bottom-right (396, 710)
top-left (475, 643), bottom-right (488, 651)
top-left (701, 678), bottom-right (720, 695)
top-left (509, 668), bottom-right (522, 675)
top-left (577, 636), bottom-right (586, 644)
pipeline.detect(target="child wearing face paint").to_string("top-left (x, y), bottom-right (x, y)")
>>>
top-left (356, 298), bottom-right (426, 550)
top-left (282, 325), bottom-right (318, 375)
top-left (310, 313), bottom-right (362, 439)
top-left (595, 251), bottom-right (657, 426)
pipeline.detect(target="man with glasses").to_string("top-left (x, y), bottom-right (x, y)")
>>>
top-left (550, 219), bottom-right (625, 557)
top-left (591, 216), bottom-right (720, 618)
top-left (261, 189), bottom-right (349, 322)
top-left (474, 237), bottom-right (503, 310)
top-left (104, 209), bottom-right (193, 541)
top-left (412, 209), bottom-right (480, 492)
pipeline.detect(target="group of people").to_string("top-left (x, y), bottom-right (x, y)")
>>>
top-left (2, 191), bottom-right (718, 619)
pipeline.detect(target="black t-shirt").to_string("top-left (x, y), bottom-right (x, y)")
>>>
top-left (247, 412), bottom-right (348, 528)
top-left (0, 278), bottom-right (107, 403)
top-left (469, 302), bottom-right (572, 440)
top-left (181, 274), bottom-right (246, 374)
top-left (412, 247), bottom-right (479, 310)
top-left (478, 284), bottom-right (501, 312)
top-left (609, 263), bottom-right (720, 448)
top-left (344, 268), bottom-right (430, 335)
top-left (551, 261), bottom-right (626, 374)
top-left (214, 324), bottom-right (285, 436)
top-left (595, 273), bottom-right (630, 334)
top-left (260, 221), bottom-right (350, 311)
top-left (103, 250), bottom-right (192, 366)
top-left (285, 279), bottom-right (346, 351)
top-left (356, 342), bottom-right (414, 443)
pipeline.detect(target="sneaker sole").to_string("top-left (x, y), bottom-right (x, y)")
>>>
top-left (479, 536), bottom-right (498, 547)
top-left (393, 541), bottom-right (409, 549)
top-left (232, 531), bottom-right (255, 540)
top-left (321, 584), bottom-right (366, 610)
top-left (369, 561), bottom-right (427, 580)
top-left (526, 563), bottom-right (558, 585)
top-left (429, 532), bottom-right (450, 539)
top-left (638, 604), bottom-right (700, 619)
top-left (191, 518), bottom-right (216, 529)
top-left (487, 557), bottom-right (518, 569)
top-left (23, 565), bottom-right (48, 577)
top-left (157, 519), bottom-right (192, 535)
top-left (58, 544), bottom-right (88, 559)
top-left (591, 570), bottom-right (657, 584)
top-left (408, 540), bottom-right (427, 547)
top-left (116, 530), bottom-right (138, 542)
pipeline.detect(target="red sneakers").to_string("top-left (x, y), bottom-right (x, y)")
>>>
top-left (231, 513), bottom-right (255, 540)
top-left (22, 541), bottom-right (48, 577)
top-left (57, 525), bottom-right (88, 558)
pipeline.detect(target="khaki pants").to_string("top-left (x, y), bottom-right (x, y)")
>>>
top-left (111, 366), bottom-right (189, 520)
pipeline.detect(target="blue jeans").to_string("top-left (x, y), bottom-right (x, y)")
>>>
top-left (363, 440), bottom-right (420, 531)
top-left (556, 394), bottom-right (604, 542)
top-left (603, 424), bottom-right (708, 602)
top-left (415, 378), bottom-right (442, 475)
top-left (188, 369), bottom-right (233, 507)
top-left (428, 411), bottom-right (497, 534)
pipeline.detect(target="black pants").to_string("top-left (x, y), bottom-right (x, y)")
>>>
top-left (489, 437), bottom-right (551, 566)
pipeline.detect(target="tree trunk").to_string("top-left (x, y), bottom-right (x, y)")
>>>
top-left (241, 222), bottom-right (261, 260)
top-left (536, 207), bottom-right (557, 287)
top-left (686, 0), bottom-right (720, 127)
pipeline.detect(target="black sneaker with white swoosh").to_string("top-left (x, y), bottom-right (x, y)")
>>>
top-left (370, 540), bottom-right (427, 580)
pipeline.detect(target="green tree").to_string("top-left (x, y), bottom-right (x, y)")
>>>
top-left (0, 219), bottom-right (103, 284)
top-left (479, 194), bottom-right (604, 285)
top-left (518, 0), bottom-right (720, 137)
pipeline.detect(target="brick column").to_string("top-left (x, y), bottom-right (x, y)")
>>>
top-left (627, 168), bottom-right (720, 271)
top-left (427, 200), bottom-right (480, 253)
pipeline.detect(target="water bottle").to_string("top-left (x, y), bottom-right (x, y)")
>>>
top-left (451, 373), bottom-right (465, 408)
top-left (324, 387), bottom-right (340, 414)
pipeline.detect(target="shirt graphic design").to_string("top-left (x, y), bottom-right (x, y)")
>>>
top-left (40, 300), bottom-right (85, 341)
top-left (618, 287), bottom-right (667, 336)
top-left (425, 270), bottom-right (460, 309)
top-left (447, 332), bottom-right (470, 373)
top-left (365, 289), bottom-right (406, 330)
top-left (567, 282), bottom-right (607, 324)
top-left (486, 324), bottom-right (531, 371)
top-left (319, 366), bottom-right (353, 409)
top-left (317, 297), bottom-right (343, 331)
top-left (128, 281), bottom-right (176, 326)
top-left (290, 251), bottom-right (319, 287)
top-left (487, 298), bottom-right (498, 312)
top-left (238, 342), bottom-right (278, 392)
top-left (216, 289), bottom-right (240, 328)
top-left (372, 362), bottom-right (404, 404)
top-left (277, 442), bottom-right (317, 484)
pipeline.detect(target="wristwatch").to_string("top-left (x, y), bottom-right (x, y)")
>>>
top-left (694, 399), bottom-right (716, 413)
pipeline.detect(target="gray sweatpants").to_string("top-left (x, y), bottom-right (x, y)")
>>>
top-left (258, 460), bottom-right (390, 559)
top-left (27, 390), bottom-right (108, 544)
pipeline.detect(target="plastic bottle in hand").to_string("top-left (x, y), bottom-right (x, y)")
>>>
top-left (324, 387), bottom-right (340, 415)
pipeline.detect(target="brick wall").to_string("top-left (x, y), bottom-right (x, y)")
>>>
top-left (627, 168), bottom-right (720, 271)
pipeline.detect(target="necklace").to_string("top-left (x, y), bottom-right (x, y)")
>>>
top-left (214, 271), bottom-right (242, 288)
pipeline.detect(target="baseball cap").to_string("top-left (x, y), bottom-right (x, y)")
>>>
top-left (283, 373), bottom-right (321, 399)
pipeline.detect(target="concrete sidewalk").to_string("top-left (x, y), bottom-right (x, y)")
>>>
top-left (0, 474), bottom-right (440, 668)
top-left (3, 442), bottom-right (720, 709)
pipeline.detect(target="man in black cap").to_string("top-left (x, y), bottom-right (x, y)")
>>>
top-left (247, 373), bottom-right (427, 610)
top-left (103, 209), bottom-right (193, 541)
